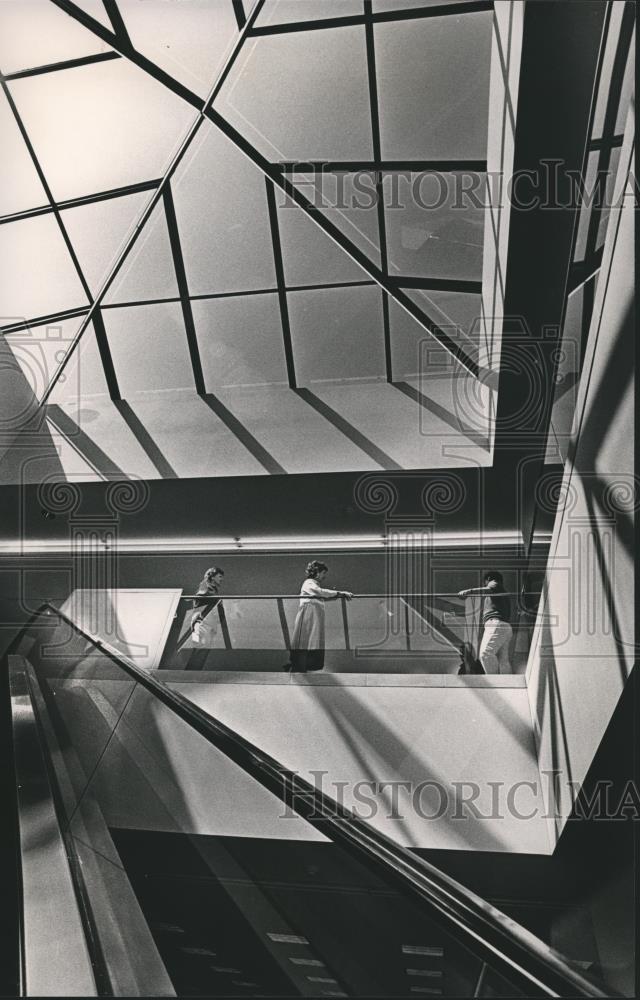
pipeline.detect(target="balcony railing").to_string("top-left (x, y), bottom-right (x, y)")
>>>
top-left (162, 591), bottom-right (542, 673)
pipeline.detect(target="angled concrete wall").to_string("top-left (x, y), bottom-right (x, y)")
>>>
top-left (526, 111), bottom-right (635, 846)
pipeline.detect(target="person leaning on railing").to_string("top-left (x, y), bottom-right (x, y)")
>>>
top-left (187, 566), bottom-right (224, 668)
top-left (458, 570), bottom-right (513, 674)
top-left (286, 560), bottom-right (353, 673)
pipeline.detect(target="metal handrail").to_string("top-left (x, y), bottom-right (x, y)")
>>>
top-left (178, 592), bottom-right (542, 600)
top-left (15, 601), bottom-right (613, 998)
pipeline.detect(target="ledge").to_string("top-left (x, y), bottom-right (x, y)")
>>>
top-left (160, 670), bottom-right (527, 689)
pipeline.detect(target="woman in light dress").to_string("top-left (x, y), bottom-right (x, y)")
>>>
top-left (288, 560), bottom-right (353, 672)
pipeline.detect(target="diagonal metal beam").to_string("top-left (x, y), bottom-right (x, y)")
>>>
top-left (264, 178), bottom-right (296, 388)
top-left (162, 184), bottom-right (206, 394)
top-left (364, 1), bottom-right (392, 382)
top-left (41, 0), bottom-right (267, 405)
top-left (2, 50), bottom-right (120, 81)
top-left (48, 0), bottom-right (481, 394)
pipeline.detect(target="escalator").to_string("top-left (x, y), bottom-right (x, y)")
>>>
top-left (5, 604), bottom-right (615, 998)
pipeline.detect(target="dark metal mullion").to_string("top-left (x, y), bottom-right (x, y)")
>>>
top-left (2, 50), bottom-right (120, 81)
top-left (264, 178), bottom-right (297, 388)
top-left (277, 599), bottom-right (291, 650)
top-left (91, 308), bottom-right (121, 400)
top-left (1, 307), bottom-right (88, 336)
top-left (364, 3), bottom-right (392, 382)
top-left (232, 0), bottom-right (246, 31)
top-left (0, 178), bottom-right (161, 227)
top-left (162, 186), bottom-right (206, 395)
top-left (341, 597), bottom-right (351, 651)
top-left (102, 0), bottom-right (133, 47)
top-left (588, 134), bottom-right (625, 151)
top-left (390, 277), bottom-right (483, 294)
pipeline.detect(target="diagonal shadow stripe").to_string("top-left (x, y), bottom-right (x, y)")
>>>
top-left (46, 404), bottom-right (128, 480)
top-left (114, 401), bottom-right (178, 479)
top-left (393, 381), bottom-right (490, 451)
top-left (200, 394), bottom-right (286, 475)
top-left (294, 388), bottom-right (402, 470)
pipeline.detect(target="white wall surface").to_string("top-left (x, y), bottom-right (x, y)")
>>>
top-left (172, 676), bottom-right (551, 854)
top-left (526, 114), bottom-right (635, 846)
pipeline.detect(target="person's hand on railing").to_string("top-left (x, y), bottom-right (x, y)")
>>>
top-left (340, 591), bottom-right (354, 601)
top-left (458, 589), bottom-right (471, 598)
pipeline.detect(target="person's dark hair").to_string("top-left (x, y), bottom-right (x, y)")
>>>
top-left (204, 566), bottom-right (224, 584)
top-left (483, 570), bottom-right (504, 587)
top-left (306, 560), bottom-right (329, 579)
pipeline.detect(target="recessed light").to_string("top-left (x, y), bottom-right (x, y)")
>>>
top-left (289, 958), bottom-right (324, 967)
top-left (407, 969), bottom-right (443, 977)
top-left (267, 933), bottom-right (309, 944)
top-left (402, 945), bottom-right (443, 957)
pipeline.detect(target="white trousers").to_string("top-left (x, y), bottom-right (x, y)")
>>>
top-left (479, 620), bottom-right (513, 674)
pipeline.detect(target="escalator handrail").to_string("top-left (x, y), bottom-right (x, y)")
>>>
top-left (22, 602), bottom-right (611, 999)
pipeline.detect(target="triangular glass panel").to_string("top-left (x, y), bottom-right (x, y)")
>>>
top-left (0, 0), bottom-right (109, 75)
top-left (103, 200), bottom-right (179, 305)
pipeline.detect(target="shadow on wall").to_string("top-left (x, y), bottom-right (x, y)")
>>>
top-left (0, 339), bottom-right (65, 484)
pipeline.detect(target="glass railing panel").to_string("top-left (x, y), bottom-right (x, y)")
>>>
top-left (174, 603), bottom-right (227, 651)
top-left (345, 597), bottom-right (407, 652)
top-left (223, 598), bottom-right (288, 649)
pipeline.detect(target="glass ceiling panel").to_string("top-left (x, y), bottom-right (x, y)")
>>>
top-left (172, 120), bottom-right (277, 295)
top-left (0, 215), bottom-right (88, 321)
top-left (289, 170), bottom-right (382, 268)
top-left (254, 0), bottom-right (364, 27)
top-left (8, 58), bottom-right (194, 201)
top-left (4, 316), bottom-right (88, 404)
top-left (375, 11), bottom-right (492, 160)
top-left (0, 0), bottom-right (109, 75)
top-left (384, 172), bottom-right (486, 281)
top-left (61, 190), bottom-right (151, 296)
top-left (119, 0), bottom-right (239, 100)
top-left (389, 290), bottom-right (482, 378)
top-left (288, 284), bottom-right (386, 384)
top-left (276, 192), bottom-right (372, 287)
top-left (373, 0), bottom-right (474, 9)
top-left (0, 91), bottom-right (47, 216)
top-left (102, 302), bottom-right (193, 395)
top-left (47, 319), bottom-right (110, 402)
top-left (103, 200), bottom-right (179, 304)
top-left (192, 293), bottom-right (288, 390)
top-left (218, 25), bottom-right (373, 161)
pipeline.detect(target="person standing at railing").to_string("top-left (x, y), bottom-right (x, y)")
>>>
top-left (287, 560), bottom-right (353, 672)
top-left (187, 566), bottom-right (224, 669)
top-left (458, 571), bottom-right (512, 674)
